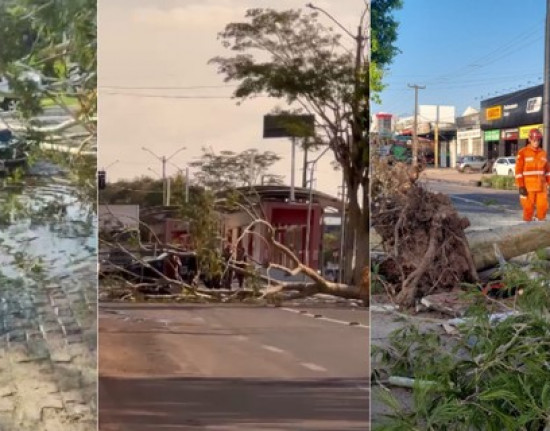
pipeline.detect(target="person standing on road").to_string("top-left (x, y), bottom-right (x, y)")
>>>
top-left (515, 128), bottom-right (550, 221)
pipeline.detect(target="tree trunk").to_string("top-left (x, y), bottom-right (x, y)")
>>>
top-left (468, 221), bottom-right (550, 270)
top-left (346, 182), bottom-right (361, 284)
top-left (372, 222), bottom-right (550, 273)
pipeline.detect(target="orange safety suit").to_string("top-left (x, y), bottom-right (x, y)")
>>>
top-left (515, 145), bottom-right (550, 221)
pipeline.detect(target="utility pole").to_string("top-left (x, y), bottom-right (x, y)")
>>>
top-left (304, 146), bottom-right (330, 267)
top-left (544, 0), bottom-right (550, 153)
top-left (302, 143), bottom-right (309, 188)
top-left (408, 84), bottom-right (426, 168)
top-left (434, 105), bottom-right (440, 168)
top-left (290, 137), bottom-right (296, 202)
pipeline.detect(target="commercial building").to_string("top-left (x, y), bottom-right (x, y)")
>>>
top-left (480, 84), bottom-right (543, 159)
top-left (456, 107), bottom-right (483, 156)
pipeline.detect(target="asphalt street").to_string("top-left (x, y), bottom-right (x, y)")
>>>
top-left (424, 180), bottom-right (524, 229)
top-left (98, 303), bottom-right (369, 431)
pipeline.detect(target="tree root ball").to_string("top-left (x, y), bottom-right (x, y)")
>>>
top-left (372, 184), bottom-right (478, 307)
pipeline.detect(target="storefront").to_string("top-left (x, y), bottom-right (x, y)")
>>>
top-left (480, 84), bottom-right (543, 159)
top-left (456, 110), bottom-right (482, 156)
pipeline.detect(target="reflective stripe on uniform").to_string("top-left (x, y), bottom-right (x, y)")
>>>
top-left (520, 195), bottom-right (528, 199)
top-left (516, 174), bottom-right (523, 178)
top-left (523, 171), bottom-right (545, 176)
top-left (526, 157), bottom-right (535, 161)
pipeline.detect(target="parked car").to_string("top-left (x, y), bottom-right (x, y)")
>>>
top-left (492, 157), bottom-right (516, 176)
top-left (456, 155), bottom-right (489, 173)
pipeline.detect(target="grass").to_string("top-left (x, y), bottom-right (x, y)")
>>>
top-left (40, 95), bottom-right (78, 108)
top-left (481, 175), bottom-right (516, 190)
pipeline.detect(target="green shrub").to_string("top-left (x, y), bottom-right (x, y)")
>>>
top-left (487, 175), bottom-right (516, 190)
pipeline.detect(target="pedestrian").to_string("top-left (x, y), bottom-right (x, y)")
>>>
top-left (235, 245), bottom-right (247, 288)
top-left (515, 128), bottom-right (550, 221)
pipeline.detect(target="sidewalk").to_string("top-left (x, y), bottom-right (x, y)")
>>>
top-left (419, 167), bottom-right (484, 185)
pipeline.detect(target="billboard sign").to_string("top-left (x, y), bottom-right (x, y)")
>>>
top-left (480, 84), bottom-right (543, 130)
top-left (263, 114), bottom-right (315, 139)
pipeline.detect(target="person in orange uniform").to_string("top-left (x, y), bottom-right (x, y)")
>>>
top-left (515, 128), bottom-right (550, 221)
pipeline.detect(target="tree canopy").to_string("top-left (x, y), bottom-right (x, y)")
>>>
top-left (370, 0), bottom-right (403, 102)
top-left (211, 6), bottom-right (368, 283)
top-left (189, 147), bottom-right (283, 190)
top-left (0, 0), bottom-right (96, 142)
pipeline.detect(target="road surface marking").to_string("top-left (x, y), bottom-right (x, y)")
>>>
top-left (450, 195), bottom-right (519, 214)
top-left (280, 307), bottom-right (369, 329)
top-left (300, 362), bottom-right (327, 372)
top-left (234, 335), bottom-right (248, 342)
top-left (261, 345), bottom-right (287, 354)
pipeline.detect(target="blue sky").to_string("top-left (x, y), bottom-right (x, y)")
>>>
top-left (372, 0), bottom-right (547, 118)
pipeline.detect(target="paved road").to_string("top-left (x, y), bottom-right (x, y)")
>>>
top-left (425, 180), bottom-right (524, 229)
top-left (0, 182), bottom-right (97, 430)
top-left (98, 303), bottom-right (369, 431)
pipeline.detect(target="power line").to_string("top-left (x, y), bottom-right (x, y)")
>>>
top-left (100, 84), bottom-right (237, 90)
top-left (102, 92), bottom-right (238, 99)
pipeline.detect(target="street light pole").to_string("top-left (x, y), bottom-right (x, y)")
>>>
top-left (408, 84), bottom-right (426, 168)
top-left (142, 146), bottom-right (186, 206)
top-left (304, 146), bottom-right (330, 267)
top-left (544, 0), bottom-right (550, 153)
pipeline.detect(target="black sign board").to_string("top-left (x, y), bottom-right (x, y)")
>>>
top-left (480, 84), bottom-right (543, 130)
top-left (263, 114), bottom-right (315, 138)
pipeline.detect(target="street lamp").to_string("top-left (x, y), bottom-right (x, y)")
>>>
top-left (103, 159), bottom-right (119, 170)
top-left (142, 145), bottom-right (186, 205)
top-left (304, 146), bottom-right (330, 268)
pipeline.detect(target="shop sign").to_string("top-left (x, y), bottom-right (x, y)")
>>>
top-left (457, 129), bottom-right (481, 139)
top-left (526, 97), bottom-right (542, 114)
top-left (486, 106), bottom-right (502, 121)
top-left (480, 85), bottom-right (543, 129)
top-left (501, 128), bottom-right (519, 140)
top-left (484, 129), bottom-right (500, 141)
top-left (519, 124), bottom-right (543, 139)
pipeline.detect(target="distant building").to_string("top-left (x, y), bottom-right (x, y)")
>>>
top-left (221, 186), bottom-right (342, 271)
top-left (139, 206), bottom-right (191, 248)
top-left (98, 204), bottom-right (139, 234)
top-left (371, 112), bottom-right (395, 138)
top-left (480, 84), bottom-right (543, 159)
top-left (456, 107), bottom-right (482, 156)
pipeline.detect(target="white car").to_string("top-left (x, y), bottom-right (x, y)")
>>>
top-left (492, 157), bottom-right (516, 176)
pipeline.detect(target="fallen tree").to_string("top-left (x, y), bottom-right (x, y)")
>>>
top-left (99, 204), bottom-right (369, 305)
top-left (371, 157), bottom-right (550, 308)
top-left (468, 222), bottom-right (550, 270)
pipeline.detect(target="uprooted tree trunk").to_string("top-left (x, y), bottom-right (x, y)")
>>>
top-left (468, 222), bottom-right (550, 270)
top-left (371, 156), bottom-right (550, 308)
top-left (372, 183), bottom-right (478, 307)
